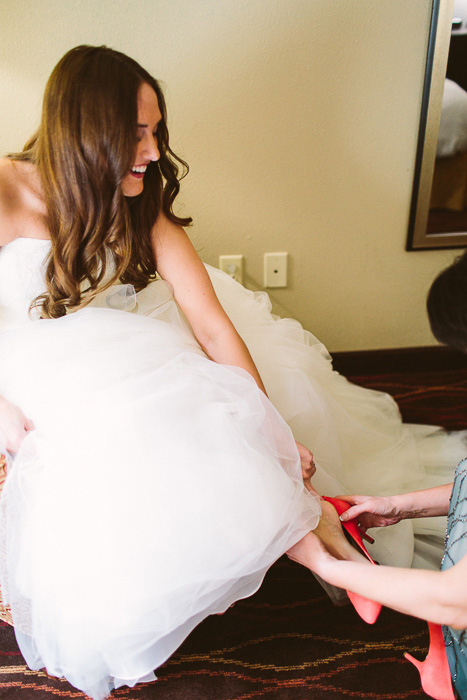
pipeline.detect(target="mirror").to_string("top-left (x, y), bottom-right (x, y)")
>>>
top-left (407, 0), bottom-right (467, 250)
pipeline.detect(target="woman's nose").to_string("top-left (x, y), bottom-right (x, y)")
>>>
top-left (142, 136), bottom-right (160, 161)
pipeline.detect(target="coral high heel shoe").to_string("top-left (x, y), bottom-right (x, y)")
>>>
top-left (404, 622), bottom-right (455, 700)
top-left (322, 496), bottom-right (376, 563)
top-left (322, 496), bottom-right (382, 625)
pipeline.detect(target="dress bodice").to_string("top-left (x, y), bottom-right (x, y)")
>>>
top-left (0, 237), bottom-right (176, 329)
top-left (0, 238), bottom-right (51, 327)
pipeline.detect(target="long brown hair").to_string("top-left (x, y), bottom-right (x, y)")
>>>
top-left (9, 45), bottom-right (191, 318)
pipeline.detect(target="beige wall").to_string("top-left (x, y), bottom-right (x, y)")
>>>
top-left (0, 0), bottom-right (459, 351)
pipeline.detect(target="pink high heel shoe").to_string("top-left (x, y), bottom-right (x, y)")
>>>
top-left (322, 496), bottom-right (382, 624)
top-left (404, 622), bottom-right (455, 700)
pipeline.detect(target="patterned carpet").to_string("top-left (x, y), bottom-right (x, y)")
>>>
top-left (1, 348), bottom-right (467, 699)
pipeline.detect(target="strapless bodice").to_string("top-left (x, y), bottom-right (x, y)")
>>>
top-left (0, 237), bottom-right (176, 328)
top-left (0, 238), bottom-right (51, 327)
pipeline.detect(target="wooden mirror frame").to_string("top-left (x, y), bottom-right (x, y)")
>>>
top-left (406, 0), bottom-right (467, 250)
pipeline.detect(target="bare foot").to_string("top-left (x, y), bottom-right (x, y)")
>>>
top-left (287, 500), bottom-right (373, 570)
top-left (287, 501), bottom-right (383, 624)
top-left (313, 499), bottom-right (370, 564)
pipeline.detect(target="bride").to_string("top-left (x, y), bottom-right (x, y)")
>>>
top-left (0, 44), bottom-right (465, 699)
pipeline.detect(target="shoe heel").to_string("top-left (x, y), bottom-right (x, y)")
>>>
top-left (322, 496), bottom-right (382, 624)
top-left (404, 622), bottom-right (455, 700)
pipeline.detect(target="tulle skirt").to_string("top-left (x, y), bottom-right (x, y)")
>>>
top-left (206, 266), bottom-right (467, 568)
top-left (0, 297), bottom-right (320, 699)
top-left (0, 264), bottom-right (465, 698)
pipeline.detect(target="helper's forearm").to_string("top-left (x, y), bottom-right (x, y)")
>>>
top-left (391, 483), bottom-right (452, 519)
top-left (317, 555), bottom-right (467, 629)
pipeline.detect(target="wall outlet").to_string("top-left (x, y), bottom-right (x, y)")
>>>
top-left (219, 255), bottom-right (244, 284)
top-left (263, 252), bottom-right (288, 288)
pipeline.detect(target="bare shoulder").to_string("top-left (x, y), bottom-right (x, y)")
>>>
top-left (0, 159), bottom-right (20, 245)
top-left (0, 157), bottom-right (19, 196)
top-left (0, 157), bottom-right (30, 187)
top-left (0, 159), bottom-right (46, 246)
top-left (151, 212), bottom-right (207, 285)
top-left (151, 212), bottom-right (194, 261)
top-left (0, 158), bottom-right (39, 195)
top-left (152, 212), bottom-right (186, 244)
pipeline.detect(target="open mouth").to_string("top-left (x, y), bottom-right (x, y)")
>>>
top-left (130, 165), bottom-right (147, 179)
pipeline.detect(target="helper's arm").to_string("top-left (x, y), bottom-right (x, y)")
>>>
top-left (310, 533), bottom-right (467, 630)
top-left (338, 484), bottom-right (453, 531)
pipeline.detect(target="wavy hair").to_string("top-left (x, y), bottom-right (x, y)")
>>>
top-left (9, 45), bottom-right (191, 318)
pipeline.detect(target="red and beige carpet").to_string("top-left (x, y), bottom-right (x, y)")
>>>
top-left (1, 346), bottom-right (466, 699)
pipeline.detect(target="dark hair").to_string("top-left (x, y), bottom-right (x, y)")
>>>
top-left (9, 44), bottom-right (191, 318)
top-left (427, 252), bottom-right (467, 353)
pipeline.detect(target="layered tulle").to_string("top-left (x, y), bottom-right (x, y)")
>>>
top-left (1, 237), bottom-right (467, 698)
top-left (206, 265), bottom-right (467, 568)
top-left (0, 304), bottom-right (319, 699)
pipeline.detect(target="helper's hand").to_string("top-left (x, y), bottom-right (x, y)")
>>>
top-left (0, 396), bottom-right (35, 454)
top-left (287, 530), bottom-right (333, 574)
top-left (336, 494), bottom-right (402, 531)
top-left (295, 441), bottom-right (318, 494)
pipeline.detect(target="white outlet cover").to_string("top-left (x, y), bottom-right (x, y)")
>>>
top-left (219, 255), bottom-right (244, 284)
top-left (264, 252), bottom-right (287, 288)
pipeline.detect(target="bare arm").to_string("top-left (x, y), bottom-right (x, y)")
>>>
top-left (337, 484), bottom-right (453, 530)
top-left (310, 535), bottom-right (467, 629)
top-left (152, 216), bottom-right (316, 482)
top-left (153, 216), bottom-right (267, 391)
top-left (305, 482), bottom-right (463, 629)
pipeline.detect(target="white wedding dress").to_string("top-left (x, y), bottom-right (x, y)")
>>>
top-left (0, 237), bottom-right (465, 699)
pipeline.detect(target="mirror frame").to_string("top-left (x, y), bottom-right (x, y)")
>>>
top-left (406, 0), bottom-right (467, 250)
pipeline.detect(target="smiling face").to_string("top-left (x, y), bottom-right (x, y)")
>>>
top-left (121, 82), bottom-right (162, 197)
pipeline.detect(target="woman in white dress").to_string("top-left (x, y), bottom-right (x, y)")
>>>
top-left (0, 45), bottom-right (464, 699)
top-left (0, 45), bottom-right (383, 699)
